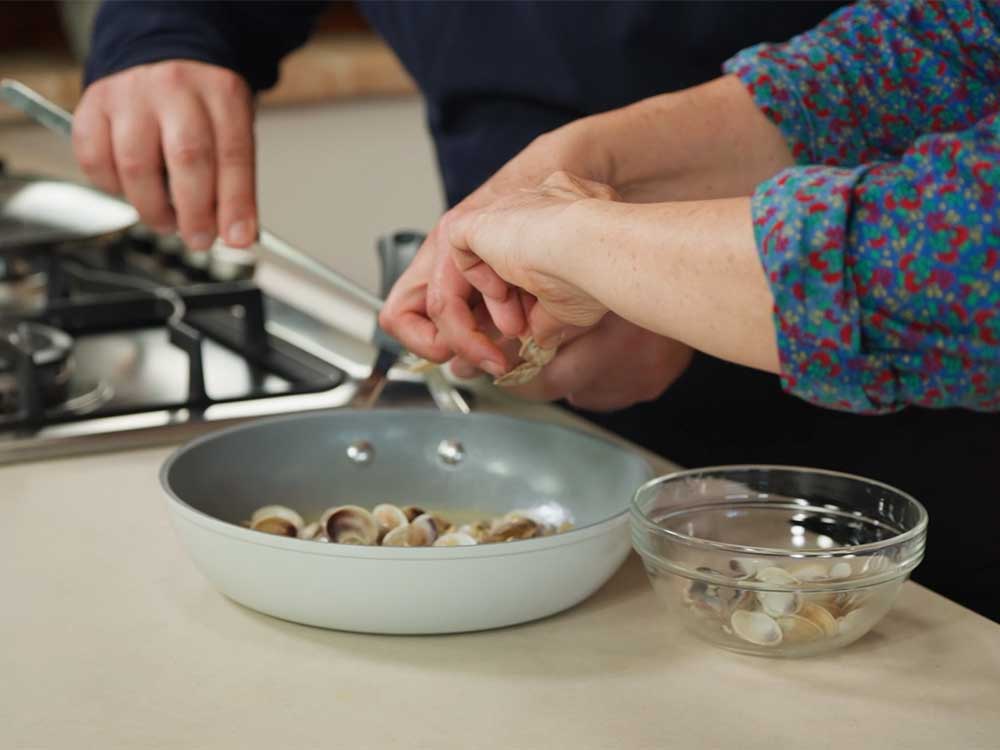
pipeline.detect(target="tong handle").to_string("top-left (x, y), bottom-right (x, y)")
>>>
top-left (372, 231), bottom-right (424, 356)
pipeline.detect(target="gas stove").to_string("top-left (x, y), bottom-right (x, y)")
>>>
top-left (0, 220), bottom-right (436, 464)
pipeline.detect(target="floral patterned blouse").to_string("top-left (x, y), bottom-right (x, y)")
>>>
top-left (724, 0), bottom-right (1000, 413)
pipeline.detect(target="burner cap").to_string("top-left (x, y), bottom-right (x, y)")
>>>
top-left (0, 322), bottom-right (75, 413)
top-left (0, 322), bottom-right (73, 370)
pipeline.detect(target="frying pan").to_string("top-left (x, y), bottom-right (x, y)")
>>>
top-left (162, 409), bottom-right (654, 633)
top-left (160, 219), bottom-right (651, 634)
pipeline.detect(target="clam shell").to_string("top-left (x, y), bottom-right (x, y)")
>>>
top-left (251, 517), bottom-right (299, 537)
top-left (298, 521), bottom-right (323, 540)
top-left (493, 362), bottom-right (542, 387)
top-left (837, 608), bottom-right (870, 638)
top-left (324, 505), bottom-right (379, 545)
top-left (381, 525), bottom-right (409, 547)
top-left (486, 517), bottom-right (540, 542)
top-left (432, 532), bottom-right (478, 547)
top-left (730, 610), bottom-right (783, 647)
top-left (684, 580), bottom-right (722, 614)
top-left (249, 505), bottom-right (304, 536)
top-left (457, 521), bottom-right (492, 542)
top-left (799, 602), bottom-right (839, 637)
top-left (777, 614), bottom-right (824, 643)
top-left (828, 561), bottom-right (853, 580)
top-left (430, 513), bottom-right (453, 534)
top-left (493, 337), bottom-right (559, 386)
top-left (372, 504), bottom-right (409, 540)
top-left (728, 558), bottom-right (761, 579)
top-left (756, 567), bottom-right (799, 586)
top-left (518, 336), bottom-right (558, 366)
top-left (759, 590), bottom-right (801, 617)
top-left (405, 513), bottom-right (439, 546)
top-left (401, 505), bottom-right (426, 523)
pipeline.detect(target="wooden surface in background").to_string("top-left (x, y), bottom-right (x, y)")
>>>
top-left (0, 2), bottom-right (413, 123)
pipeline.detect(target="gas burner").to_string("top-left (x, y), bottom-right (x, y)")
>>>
top-left (49, 378), bottom-right (114, 417)
top-left (0, 255), bottom-right (47, 313)
top-left (0, 322), bottom-right (74, 413)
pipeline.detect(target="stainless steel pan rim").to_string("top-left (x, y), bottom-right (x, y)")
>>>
top-left (160, 408), bottom-right (649, 558)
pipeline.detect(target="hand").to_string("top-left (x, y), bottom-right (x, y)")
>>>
top-left (73, 60), bottom-right (257, 251)
top-left (379, 124), bottom-right (613, 373)
top-left (451, 314), bottom-right (693, 411)
top-left (448, 170), bottom-right (620, 346)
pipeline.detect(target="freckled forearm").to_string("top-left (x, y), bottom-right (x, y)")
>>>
top-left (575, 76), bottom-right (794, 203)
top-left (564, 197), bottom-right (780, 373)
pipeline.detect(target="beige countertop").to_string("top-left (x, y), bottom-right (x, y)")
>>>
top-left (2, 387), bottom-right (1000, 749)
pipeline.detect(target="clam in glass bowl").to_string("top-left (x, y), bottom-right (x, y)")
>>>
top-left (631, 466), bottom-right (928, 658)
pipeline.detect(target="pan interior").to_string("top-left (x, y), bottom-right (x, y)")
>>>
top-left (164, 411), bottom-right (653, 530)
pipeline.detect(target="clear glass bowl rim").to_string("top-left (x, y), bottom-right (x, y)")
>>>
top-left (630, 464), bottom-right (929, 559)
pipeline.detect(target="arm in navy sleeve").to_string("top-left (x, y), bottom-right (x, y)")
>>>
top-left (84, 1), bottom-right (329, 92)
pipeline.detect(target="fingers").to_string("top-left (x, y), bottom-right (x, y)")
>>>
top-left (73, 62), bottom-right (258, 249)
top-left (380, 233), bottom-right (454, 362)
top-left (203, 70), bottom-right (257, 247)
top-left (445, 213), bottom-right (525, 338)
top-left (158, 92), bottom-right (217, 250)
top-left (425, 233), bottom-right (508, 373)
top-left (380, 232), bottom-right (507, 370)
top-left (110, 110), bottom-right (175, 233)
top-left (73, 95), bottom-right (123, 197)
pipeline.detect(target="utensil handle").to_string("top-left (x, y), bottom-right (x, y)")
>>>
top-left (0, 78), bottom-right (385, 314)
top-left (0, 79), bottom-right (72, 138)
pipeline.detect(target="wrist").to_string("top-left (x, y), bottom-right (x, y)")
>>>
top-left (553, 197), bottom-right (630, 290)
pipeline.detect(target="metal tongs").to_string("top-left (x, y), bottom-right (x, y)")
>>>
top-left (0, 79), bottom-right (469, 413)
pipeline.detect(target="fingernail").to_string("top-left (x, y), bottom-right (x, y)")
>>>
top-left (188, 232), bottom-right (214, 251)
top-left (153, 223), bottom-right (176, 236)
top-left (479, 360), bottom-right (506, 378)
top-left (226, 220), bottom-right (254, 246)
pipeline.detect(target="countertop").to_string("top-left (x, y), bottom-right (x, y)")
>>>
top-left (3, 385), bottom-right (1000, 748)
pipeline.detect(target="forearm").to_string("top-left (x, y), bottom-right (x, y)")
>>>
top-left (571, 76), bottom-right (794, 203)
top-left (566, 197), bottom-right (779, 372)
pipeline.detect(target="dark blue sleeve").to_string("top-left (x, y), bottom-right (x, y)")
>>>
top-left (84, 1), bottom-right (329, 92)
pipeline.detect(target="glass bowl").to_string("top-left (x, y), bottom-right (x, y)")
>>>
top-left (631, 466), bottom-right (928, 657)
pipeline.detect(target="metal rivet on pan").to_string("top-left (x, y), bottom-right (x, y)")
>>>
top-left (437, 439), bottom-right (465, 466)
top-left (346, 440), bottom-right (374, 465)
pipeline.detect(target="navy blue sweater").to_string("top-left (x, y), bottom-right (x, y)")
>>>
top-left (84, 1), bottom-right (845, 206)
